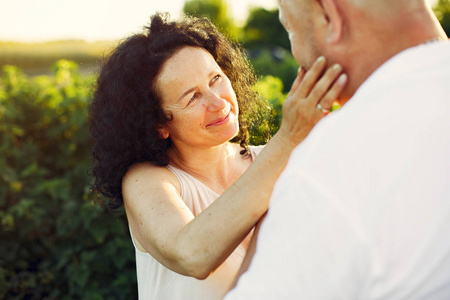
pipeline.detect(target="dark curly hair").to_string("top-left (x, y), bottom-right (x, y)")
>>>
top-left (89, 13), bottom-right (265, 209)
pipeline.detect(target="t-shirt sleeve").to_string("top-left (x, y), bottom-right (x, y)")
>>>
top-left (224, 161), bottom-right (371, 299)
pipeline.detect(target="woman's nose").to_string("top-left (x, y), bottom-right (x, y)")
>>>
top-left (205, 91), bottom-right (227, 112)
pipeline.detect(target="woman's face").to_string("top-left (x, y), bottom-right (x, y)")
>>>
top-left (156, 46), bottom-right (239, 150)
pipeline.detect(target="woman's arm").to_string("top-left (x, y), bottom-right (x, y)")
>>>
top-left (123, 57), bottom-right (347, 279)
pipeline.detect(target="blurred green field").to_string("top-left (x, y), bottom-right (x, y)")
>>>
top-left (0, 40), bottom-right (116, 76)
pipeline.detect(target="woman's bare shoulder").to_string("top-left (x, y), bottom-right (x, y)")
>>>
top-left (122, 162), bottom-right (180, 195)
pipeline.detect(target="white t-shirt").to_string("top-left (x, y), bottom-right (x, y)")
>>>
top-left (226, 41), bottom-right (450, 299)
top-left (131, 145), bottom-right (264, 300)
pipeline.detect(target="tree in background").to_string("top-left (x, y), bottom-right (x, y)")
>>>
top-left (183, 0), bottom-right (238, 39)
top-left (249, 47), bottom-right (298, 94)
top-left (240, 7), bottom-right (298, 93)
top-left (241, 8), bottom-right (290, 51)
top-left (433, 0), bottom-right (450, 36)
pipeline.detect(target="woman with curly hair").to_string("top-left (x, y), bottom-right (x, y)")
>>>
top-left (89, 13), bottom-right (346, 299)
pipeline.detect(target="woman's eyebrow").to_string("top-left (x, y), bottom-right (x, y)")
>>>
top-left (178, 86), bottom-right (196, 103)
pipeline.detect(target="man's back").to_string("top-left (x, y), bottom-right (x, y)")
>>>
top-left (226, 40), bottom-right (450, 299)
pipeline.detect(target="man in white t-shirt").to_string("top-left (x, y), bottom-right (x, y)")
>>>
top-left (225, 0), bottom-right (450, 299)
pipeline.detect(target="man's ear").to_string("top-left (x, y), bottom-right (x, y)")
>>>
top-left (319, 0), bottom-right (344, 44)
top-left (157, 125), bottom-right (169, 139)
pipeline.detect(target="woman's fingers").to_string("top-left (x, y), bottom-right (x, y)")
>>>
top-left (315, 73), bottom-right (347, 113)
top-left (288, 66), bottom-right (307, 96)
top-left (306, 63), bottom-right (347, 112)
top-left (277, 56), bottom-right (347, 146)
top-left (294, 56), bottom-right (327, 99)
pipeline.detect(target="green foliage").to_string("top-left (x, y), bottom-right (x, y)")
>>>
top-left (433, 0), bottom-right (450, 36)
top-left (249, 48), bottom-right (299, 94)
top-left (239, 7), bottom-right (299, 94)
top-left (249, 75), bottom-right (286, 145)
top-left (242, 8), bottom-right (290, 51)
top-left (0, 61), bottom-right (137, 299)
top-left (183, 0), bottom-right (238, 39)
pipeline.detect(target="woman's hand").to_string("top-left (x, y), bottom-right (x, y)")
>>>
top-left (276, 56), bottom-right (348, 148)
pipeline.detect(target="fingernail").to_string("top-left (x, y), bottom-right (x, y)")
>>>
top-left (298, 66), bottom-right (302, 74)
top-left (333, 64), bottom-right (342, 72)
top-left (337, 73), bottom-right (347, 85)
top-left (317, 56), bottom-right (326, 64)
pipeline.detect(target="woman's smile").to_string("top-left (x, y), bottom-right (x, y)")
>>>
top-left (207, 112), bottom-right (230, 127)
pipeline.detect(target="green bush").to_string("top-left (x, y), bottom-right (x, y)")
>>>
top-left (249, 75), bottom-right (285, 145)
top-left (249, 48), bottom-right (298, 93)
top-left (0, 61), bottom-right (137, 299)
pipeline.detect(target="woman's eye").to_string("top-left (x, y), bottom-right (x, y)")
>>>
top-left (187, 93), bottom-right (198, 105)
top-left (210, 74), bottom-right (221, 85)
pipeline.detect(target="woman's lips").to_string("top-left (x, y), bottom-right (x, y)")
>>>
top-left (207, 113), bottom-right (230, 126)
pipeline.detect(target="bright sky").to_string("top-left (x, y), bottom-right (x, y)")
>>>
top-left (2, 0), bottom-right (439, 42)
top-left (1, 0), bottom-right (278, 42)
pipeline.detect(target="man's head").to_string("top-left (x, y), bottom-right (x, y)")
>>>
top-left (278, 0), bottom-right (447, 104)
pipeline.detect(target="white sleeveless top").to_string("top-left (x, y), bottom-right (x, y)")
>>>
top-left (131, 145), bottom-right (264, 300)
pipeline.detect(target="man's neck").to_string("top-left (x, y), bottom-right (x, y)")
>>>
top-left (337, 5), bottom-right (447, 106)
